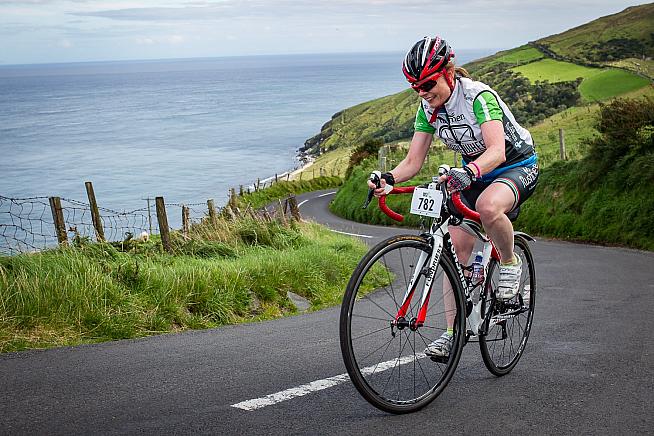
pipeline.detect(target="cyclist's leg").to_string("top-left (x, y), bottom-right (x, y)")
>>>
top-left (426, 226), bottom-right (475, 357)
top-left (443, 226), bottom-right (475, 328)
top-left (476, 163), bottom-right (539, 263)
top-left (475, 184), bottom-right (516, 263)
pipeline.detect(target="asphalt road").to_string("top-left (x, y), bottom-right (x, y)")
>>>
top-left (1, 190), bottom-right (653, 435)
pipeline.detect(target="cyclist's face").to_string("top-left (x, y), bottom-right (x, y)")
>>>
top-left (417, 74), bottom-right (452, 108)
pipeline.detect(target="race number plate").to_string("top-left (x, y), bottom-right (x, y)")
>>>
top-left (410, 187), bottom-right (443, 218)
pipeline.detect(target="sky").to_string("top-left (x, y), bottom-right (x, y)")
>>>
top-left (0, 0), bottom-right (650, 65)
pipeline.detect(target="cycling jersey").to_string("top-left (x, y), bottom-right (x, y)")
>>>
top-left (414, 77), bottom-right (536, 169)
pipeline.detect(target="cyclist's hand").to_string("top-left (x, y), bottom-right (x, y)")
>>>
top-left (367, 171), bottom-right (395, 198)
top-left (445, 167), bottom-right (475, 192)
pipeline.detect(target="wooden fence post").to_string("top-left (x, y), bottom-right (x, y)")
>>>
top-left (144, 197), bottom-right (153, 235)
top-left (155, 197), bottom-right (171, 253)
top-left (277, 199), bottom-right (287, 225)
top-left (287, 195), bottom-right (302, 221)
top-left (49, 196), bottom-right (67, 246)
top-left (182, 205), bottom-right (190, 238)
top-left (84, 181), bottom-right (105, 242)
top-left (207, 199), bottom-right (217, 225)
top-left (559, 128), bottom-right (567, 160)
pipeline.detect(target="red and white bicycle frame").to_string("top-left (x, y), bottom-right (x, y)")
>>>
top-left (378, 179), bottom-right (501, 336)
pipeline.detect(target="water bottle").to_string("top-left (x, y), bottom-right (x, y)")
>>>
top-left (471, 251), bottom-right (484, 285)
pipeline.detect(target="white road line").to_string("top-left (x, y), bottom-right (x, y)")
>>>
top-left (230, 354), bottom-right (426, 411)
top-left (298, 191), bottom-right (335, 208)
top-left (330, 229), bottom-right (373, 239)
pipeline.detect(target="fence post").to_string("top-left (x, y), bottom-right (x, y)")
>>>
top-left (378, 145), bottom-right (388, 171)
top-left (239, 185), bottom-right (244, 196)
top-left (207, 199), bottom-right (217, 225)
top-left (84, 181), bottom-right (105, 242)
top-left (287, 195), bottom-right (302, 221)
top-left (559, 128), bottom-right (567, 160)
top-left (277, 199), bottom-right (287, 225)
top-left (275, 173), bottom-right (278, 183)
top-left (144, 198), bottom-right (153, 235)
top-left (256, 178), bottom-right (260, 191)
top-left (48, 196), bottom-right (68, 246)
top-left (155, 197), bottom-right (171, 253)
top-left (182, 205), bottom-right (190, 238)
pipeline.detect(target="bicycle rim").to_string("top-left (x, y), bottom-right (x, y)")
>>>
top-left (479, 236), bottom-right (536, 376)
top-left (339, 235), bottom-right (465, 414)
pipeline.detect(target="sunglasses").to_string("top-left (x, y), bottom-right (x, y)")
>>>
top-left (410, 71), bottom-right (444, 93)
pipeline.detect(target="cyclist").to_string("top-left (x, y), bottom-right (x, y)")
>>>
top-left (368, 36), bottom-right (539, 358)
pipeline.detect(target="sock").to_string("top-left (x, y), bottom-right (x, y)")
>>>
top-left (447, 327), bottom-right (453, 336)
top-left (501, 254), bottom-right (518, 266)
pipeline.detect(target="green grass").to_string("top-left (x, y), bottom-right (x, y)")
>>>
top-left (578, 69), bottom-right (651, 102)
top-left (512, 58), bottom-right (600, 83)
top-left (237, 176), bottom-right (342, 209)
top-left (294, 147), bottom-right (352, 180)
top-left (530, 105), bottom-right (600, 165)
top-left (0, 217), bottom-right (375, 352)
top-left (492, 46), bottom-right (544, 65)
top-left (512, 59), bottom-right (650, 101)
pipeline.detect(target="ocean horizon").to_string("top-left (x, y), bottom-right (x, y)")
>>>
top-left (0, 49), bottom-right (494, 227)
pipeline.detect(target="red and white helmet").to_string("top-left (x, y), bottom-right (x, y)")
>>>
top-left (402, 36), bottom-right (454, 83)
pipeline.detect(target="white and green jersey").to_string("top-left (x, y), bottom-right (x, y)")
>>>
top-left (414, 77), bottom-right (535, 168)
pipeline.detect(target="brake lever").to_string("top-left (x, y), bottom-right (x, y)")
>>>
top-left (363, 171), bottom-right (382, 209)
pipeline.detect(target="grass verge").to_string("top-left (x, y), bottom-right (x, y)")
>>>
top-left (0, 216), bottom-right (374, 353)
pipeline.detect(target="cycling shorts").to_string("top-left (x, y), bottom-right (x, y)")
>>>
top-left (459, 161), bottom-right (539, 213)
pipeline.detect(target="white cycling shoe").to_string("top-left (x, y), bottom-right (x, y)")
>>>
top-left (424, 332), bottom-right (453, 358)
top-left (497, 255), bottom-right (523, 300)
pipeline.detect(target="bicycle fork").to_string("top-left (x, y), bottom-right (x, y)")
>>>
top-left (392, 234), bottom-right (444, 332)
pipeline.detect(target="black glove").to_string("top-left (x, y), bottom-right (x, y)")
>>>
top-left (446, 166), bottom-right (475, 191)
top-left (380, 172), bottom-right (395, 186)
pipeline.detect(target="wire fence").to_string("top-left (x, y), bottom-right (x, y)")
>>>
top-left (0, 191), bottom-right (214, 256)
top-left (1, 160), bottom-right (338, 256)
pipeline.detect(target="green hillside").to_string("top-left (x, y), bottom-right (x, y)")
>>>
top-left (536, 3), bottom-right (654, 75)
top-left (301, 4), bottom-right (653, 156)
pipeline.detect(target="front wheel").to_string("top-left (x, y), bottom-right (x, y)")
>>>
top-left (339, 234), bottom-right (466, 414)
top-left (479, 235), bottom-right (536, 376)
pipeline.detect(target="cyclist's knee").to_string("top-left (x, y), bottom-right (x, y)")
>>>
top-left (476, 195), bottom-right (512, 222)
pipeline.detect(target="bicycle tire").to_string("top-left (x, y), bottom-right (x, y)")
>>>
top-left (479, 235), bottom-right (536, 376)
top-left (339, 234), bottom-right (466, 414)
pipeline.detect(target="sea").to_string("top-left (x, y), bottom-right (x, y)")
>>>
top-left (0, 50), bottom-right (491, 222)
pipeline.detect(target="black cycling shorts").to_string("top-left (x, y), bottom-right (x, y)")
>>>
top-left (459, 161), bottom-right (539, 212)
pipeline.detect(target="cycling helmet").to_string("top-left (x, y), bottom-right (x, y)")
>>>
top-left (402, 36), bottom-right (454, 83)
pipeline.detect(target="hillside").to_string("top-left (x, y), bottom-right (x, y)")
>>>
top-left (301, 4), bottom-right (653, 156)
top-left (534, 3), bottom-right (654, 76)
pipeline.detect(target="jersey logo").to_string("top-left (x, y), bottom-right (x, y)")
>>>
top-left (438, 124), bottom-right (477, 143)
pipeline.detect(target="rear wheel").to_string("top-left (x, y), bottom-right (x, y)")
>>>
top-left (479, 235), bottom-right (536, 376)
top-left (339, 235), bottom-right (466, 414)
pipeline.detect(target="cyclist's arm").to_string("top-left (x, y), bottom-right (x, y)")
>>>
top-left (389, 131), bottom-right (433, 183)
top-left (368, 131), bottom-right (432, 195)
top-left (473, 120), bottom-right (506, 174)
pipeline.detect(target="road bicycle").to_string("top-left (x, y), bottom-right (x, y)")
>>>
top-left (339, 167), bottom-right (536, 414)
